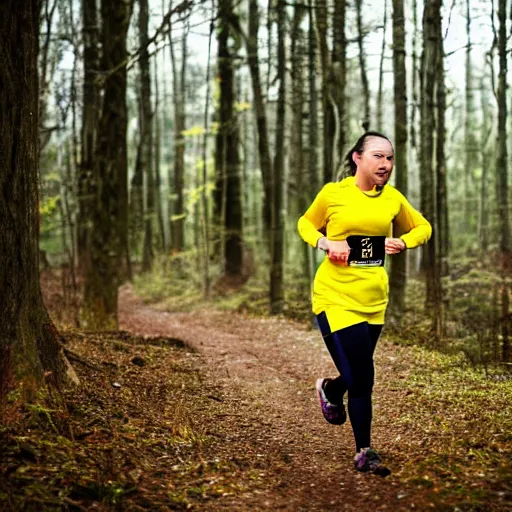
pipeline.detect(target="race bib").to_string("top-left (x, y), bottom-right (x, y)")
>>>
top-left (346, 235), bottom-right (386, 267)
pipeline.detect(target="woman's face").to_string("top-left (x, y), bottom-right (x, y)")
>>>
top-left (352, 136), bottom-right (394, 189)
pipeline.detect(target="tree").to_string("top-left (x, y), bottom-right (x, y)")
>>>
top-left (496, 0), bottom-right (510, 360)
top-left (316, 0), bottom-right (346, 183)
top-left (463, 0), bottom-right (478, 237)
top-left (420, 0), bottom-right (443, 340)
top-left (215, 0), bottom-right (243, 277)
top-left (77, 0), bottom-right (99, 271)
top-left (270, 0), bottom-right (287, 313)
top-left (388, 0), bottom-right (408, 323)
top-left (355, 0), bottom-right (370, 131)
top-left (435, 4), bottom-right (448, 276)
top-left (169, 10), bottom-right (188, 255)
top-left (139, 0), bottom-right (154, 272)
top-left (331, 0), bottom-right (346, 176)
top-left (246, 0), bottom-right (272, 236)
top-left (0, 0), bottom-right (77, 412)
top-left (377, 0), bottom-right (388, 132)
top-left (82, 0), bottom-right (133, 329)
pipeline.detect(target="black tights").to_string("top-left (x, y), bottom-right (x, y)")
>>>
top-left (316, 312), bottom-right (382, 452)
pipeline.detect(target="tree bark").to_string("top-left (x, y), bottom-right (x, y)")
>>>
top-left (270, 0), bottom-right (286, 313)
top-left (0, 0), bottom-right (78, 412)
top-left (355, 0), bottom-right (370, 131)
top-left (410, 0), bottom-right (419, 150)
top-left (169, 11), bottom-right (187, 254)
top-left (246, 0), bottom-right (272, 237)
top-left (388, 0), bottom-right (408, 323)
top-left (153, 58), bottom-right (166, 252)
top-left (82, 0), bottom-right (133, 330)
top-left (331, 0), bottom-right (346, 179)
top-left (436, 8), bottom-right (448, 277)
top-left (77, 0), bottom-right (99, 271)
top-left (479, 75), bottom-right (492, 253)
top-left (139, 0), bottom-right (154, 272)
top-left (496, 0), bottom-right (510, 361)
top-left (377, 0), bottom-right (388, 132)
top-left (315, 0), bottom-right (331, 183)
top-left (420, 0), bottom-right (443, 341)
top-left (307, 0), bottom-right (319, 194)
top-left (463, 0), bottom-right (478, 236)
top-left (215, 0), bottom-right (243, 277)
top-left (290, 0), bottom-right (307, 276)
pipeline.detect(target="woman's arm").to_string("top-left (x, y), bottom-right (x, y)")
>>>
top-left (393, 192), bottom-right (432, 249)
top-left (297, 185), bottom-right (330, 248)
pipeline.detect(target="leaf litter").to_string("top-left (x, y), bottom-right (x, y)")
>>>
top-left (0, 281), bottom-right (511, 511)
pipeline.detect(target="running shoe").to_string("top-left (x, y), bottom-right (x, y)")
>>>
top-left (354, 448), bottom-right (391, 477)
top-left (315, 378), bottom-right (347, 425)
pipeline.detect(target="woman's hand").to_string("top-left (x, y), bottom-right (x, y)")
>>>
top-left (385, 237), bottom-right (406, 254)
top-left (317, 237), bottom-right (351, 265)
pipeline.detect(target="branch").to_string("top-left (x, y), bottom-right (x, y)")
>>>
top-left (101, 1), bottom-right (195, 81)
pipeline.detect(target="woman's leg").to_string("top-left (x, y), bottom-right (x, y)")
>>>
top-left (316, 312), bottom-right (347, 405)
top-left (317, 316), bottom-right (383, 451)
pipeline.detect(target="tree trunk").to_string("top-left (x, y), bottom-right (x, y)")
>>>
top-left (315, 0), bottom-right (331, 183)
top-left (479, 75), bottom-right (492, 253)
top-left (355, 0), bottom-right (370, 131)
top-left (420, 0), bottom-right (443, 341)
top-left (410, 0), bottom-right (419, 150)
top-left (216, 0), bottom-right (243, 277)
top-left (39, 0), bottom-right (59, 150)
top-left (0, 0), bottom-right (78, 411)
top-left (388, 0), bottom-right (408, 323)
top-left (169, 14), bottom-right (187, 254)
top-left (496, 0), bottom-right (510, 361)
top-left (139, 0), bottom-right (154, 272)
top-left (82, 0), bottom-right (133, 330)
top-left (290, 1), bottom-right (306, 273)
top-left (270, 0), bottom-right (286, 314)
top-left (201, 14), bottom-right (214, 297)
top-left (77, 0), bottom-right (99, 271)
top-left (308, 0), bottom-right (319, 193)
top-left (246, 0), bottom-right (272, 237)
top-left (377, 0), bottom-right (388, 132)
top-left (153, 58), bottom-right (166, 252)
top-left (331, 0), bottom-right (346, 179)
top-left (463, 0), bottom-right (478, 237)
top-left (436, 9), bottom-right (448, 278)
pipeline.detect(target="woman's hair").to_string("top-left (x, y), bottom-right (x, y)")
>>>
top-left (344, 131), bottom-right (392, 176)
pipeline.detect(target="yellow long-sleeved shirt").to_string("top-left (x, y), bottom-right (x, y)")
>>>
top-left (297, 176), bottom-right (432, 331)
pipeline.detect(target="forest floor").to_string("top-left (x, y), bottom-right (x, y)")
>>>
top-left (1, 273), bottom-right (512, 511)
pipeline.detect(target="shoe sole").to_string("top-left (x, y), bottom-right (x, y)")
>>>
top-left (316, 378), bottom-right (346, 425)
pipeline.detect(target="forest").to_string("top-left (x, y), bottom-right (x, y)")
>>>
top-left (0, 0), bottom-right (511, 510)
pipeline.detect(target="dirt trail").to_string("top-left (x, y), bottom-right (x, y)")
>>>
top-left (118, 284), bottom-right (435, 511)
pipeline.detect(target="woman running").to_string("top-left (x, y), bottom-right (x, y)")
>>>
top-left (297, 131), bottom-right (431, 476)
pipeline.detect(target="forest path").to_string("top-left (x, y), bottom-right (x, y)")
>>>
top-left (118, 284), bottom-right (441, 511)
